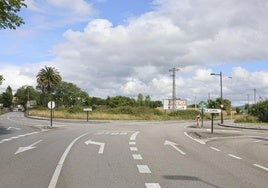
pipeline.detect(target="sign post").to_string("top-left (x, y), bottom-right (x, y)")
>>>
top-left (198, 102), bottom-right (207, 128)
top-left (83, 108), bottom-right (92, 122)
top-left (48, 101), bottom-right (55, 127)
top-left (205, 108), bottom-right (221, 134)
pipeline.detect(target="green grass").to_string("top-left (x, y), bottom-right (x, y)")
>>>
top-left (28, 107), bottom-right (200, 121)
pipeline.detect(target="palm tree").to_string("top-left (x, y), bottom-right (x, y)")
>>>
top-left (36, 66), bottom-right (62, 106)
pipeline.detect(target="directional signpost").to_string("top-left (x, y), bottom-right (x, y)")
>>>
top-left (205, 108), bottom-right (221, 134)
top-left (83, 107), bottom-right (92, 122)
top-left (198, 102), bottom-right (207, 128)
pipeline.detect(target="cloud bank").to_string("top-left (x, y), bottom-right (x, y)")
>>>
top-left (1, 0), bottom-right (268, 106)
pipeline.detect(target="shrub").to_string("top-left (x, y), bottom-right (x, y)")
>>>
top-left (234, 115), bottom-right (258, 123)
top-left (168, 110), bottom-right (200, 119)
top-left (250, 100), bottom-right (268, 122)
top-left (68, 105), bottom-right (83, 113)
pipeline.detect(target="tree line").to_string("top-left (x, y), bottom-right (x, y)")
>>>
top-left (0, 66), bottom-right (162, 111)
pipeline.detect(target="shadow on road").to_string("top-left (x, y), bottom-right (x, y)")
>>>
top-left (163, 175), bottom-right (222, 188)
top-left (0, 127), bottom-right (12, 135)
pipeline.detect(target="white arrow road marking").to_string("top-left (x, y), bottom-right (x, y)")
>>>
top-left (164, 140), bottom-right (186, 155)
top-left (85, 140), bottom-right (105, 154)
top-left (130, 131), bottom-right (140, 141)
top-left (7, 127), bottom-right (21, 130)
top-left (15, 140), bottom-right (42, 155)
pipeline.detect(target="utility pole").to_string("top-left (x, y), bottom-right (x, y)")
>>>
top-left (169, 67), bottom-right (179, 111)
top-left (254, 88), bottom-right (256, 104)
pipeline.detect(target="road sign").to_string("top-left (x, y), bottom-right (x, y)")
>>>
top-left (205, 108), bottom-right (221, 113)
top-left (48, 101), bottom-right (55, 109)
top-left (198, 102), bottom-right (207, 109)
top-left (83, 108), bottom-right (92, 112)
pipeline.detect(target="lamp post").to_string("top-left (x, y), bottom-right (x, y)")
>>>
top-left (228, 76), bottom-right (233, 120)
top-left (210, 72), bottom-right (223, 124)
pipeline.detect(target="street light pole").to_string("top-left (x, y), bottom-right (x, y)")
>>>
top-left (228, 76), bottom-right (233, 120)
top-left (210, 71), bottom-right (223, 124)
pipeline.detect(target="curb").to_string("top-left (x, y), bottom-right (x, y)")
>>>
top-left (218, 123), bottom-right (268, 131)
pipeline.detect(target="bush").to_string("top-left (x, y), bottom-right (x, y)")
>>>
top-left (68, 105), bottom-right (83, 113)
top-left (234, 115), bottom-right (258, 123)
top-left (250, 100), bottom-right (268, 122)
top-left (168, 110), bottom-right (200, 119)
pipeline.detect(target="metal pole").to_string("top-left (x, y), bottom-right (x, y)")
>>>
top-left (169, 68), bottom-right (179, 111)
top-left (220, 72), bottom-right (223, 124)
top-left (211, 113), bottom-right (214, 134)
top-left (50, 102), bottom-right (53, 127)
top-left (254, 88), bottom-right (256, 104)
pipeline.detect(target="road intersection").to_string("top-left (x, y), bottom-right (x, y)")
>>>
top-left (0, 112), bottom-right (267, 188)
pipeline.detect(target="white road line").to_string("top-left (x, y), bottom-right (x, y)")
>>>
top-left (164, 140), bottom-right (186, 155)
top-left (137, 165), bottom-right (151, 173)
top-left (145, 183), bottom-right (161, 188)
top-left (17, 135), bottom-right (26, 138)
top-left (228, 154), bottom-right (242, 160)
top-left (210, 146), bottom-right (221, 152)
top-left (253, 140), bottom-right (262, 143)
top-left (133, 154), bottom-right (143, 160)
top-left (11, 136), bottom-right (19, 139)
top-left (2, 138), bottom-right (12, 142)
top-left (130, 131), bottom-right (140, 141)
top-left (184, 132), bottom-right (206, 145)
top-left (130, 147), bottom-right (138, 151)
top-left (48, 132), bottom-right (89, 188)
top-left (253, 164), bottom-right (268, 172)
top-left (110, 132), bottom-right (119, 135)
top-left (129, 142), bottom-right (136, 145)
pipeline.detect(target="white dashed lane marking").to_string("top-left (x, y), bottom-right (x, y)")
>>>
top-left (228, 154), bottom-right (242, 160)
top-left (210, 146), bottom-right (221, 152)
top-left (137, 165), bottom-right (151, 173)
top-left (129, 131), bottom-right (161, 187)
top-left (130, 147), bottom-right (138, 151)
top-left (145, 183), bottom-right (162, 188)
top-left (0, 131), bottom-right (41, 144)
top-left (132, 154), bottom-right (143, 160)
top-left (253, 164), bottom-right (268, 172)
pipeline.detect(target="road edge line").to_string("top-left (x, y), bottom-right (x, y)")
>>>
top-left (184, 132), bottom-right (206, 145)
top-left (48, 132), bottom-right (89, 188)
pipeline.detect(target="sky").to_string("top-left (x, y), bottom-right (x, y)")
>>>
top-left (1, 0), bottom-right (268, 106)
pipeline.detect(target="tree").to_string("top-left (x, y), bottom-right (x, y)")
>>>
top-left (250, 100), bottom-right (268, 122)
top-left (208, 97), bottom-right (231, 115)
top-left (36, 66), bottom-right (62, 106)
top-left (0, 75), bottom-right (3, 85)
top-left (144, 95), bottom-right (151, 107)
top-left (14, 85), bottom-right (39, 109)
top-left (0, 0), bottom-right (27, 29)
top-left (1, 86), bottom-right (13, 108)
top-left (54, 81), bottom-right (90, 107)
top-left (137, 93), bottom-right (144, 106)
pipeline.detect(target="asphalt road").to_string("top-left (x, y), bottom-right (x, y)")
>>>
top-left (0, 112), bottom-right (267, 188)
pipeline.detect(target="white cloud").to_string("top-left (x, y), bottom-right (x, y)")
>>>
top-left (2, 0), bottom-right (268, 106)
top-left (47, 0), bottom-right (93, 15)
top-left (43, 0), bottom-right (268, 105)
top-left (0, 65), bottom-right (36, 93)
